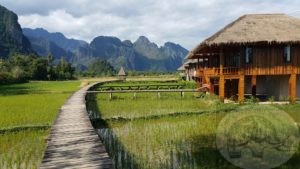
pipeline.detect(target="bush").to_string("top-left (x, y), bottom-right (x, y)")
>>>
top-left (245, 96), bottom-right (259, 104)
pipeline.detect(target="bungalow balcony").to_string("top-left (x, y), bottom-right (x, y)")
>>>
top-left (196, 67), bottom-right (240, 77)
top-left (196, 65), bottom-right (299, 77)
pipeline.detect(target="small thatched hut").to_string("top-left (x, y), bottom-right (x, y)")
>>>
top-left (118, 67), bottom-right (127, 81)
top-left (188, 14), bottom-right (300, 102)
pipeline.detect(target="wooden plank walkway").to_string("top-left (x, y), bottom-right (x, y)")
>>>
top-left (40, 83), bottom-right (113, 169)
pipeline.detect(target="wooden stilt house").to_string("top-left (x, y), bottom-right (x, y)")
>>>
top-left (187, 14), bottom-right (300, 103)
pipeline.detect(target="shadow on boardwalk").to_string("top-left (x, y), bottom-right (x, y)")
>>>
top-left (40, 83), bottom-right (113, 169)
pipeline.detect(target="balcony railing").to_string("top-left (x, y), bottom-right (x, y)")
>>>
top-left (196, 67), bottom-right (240, 77)
top-left (223, 67), bottom-right (240, 75)
top-left (196, 66), bottom-right (298, 77)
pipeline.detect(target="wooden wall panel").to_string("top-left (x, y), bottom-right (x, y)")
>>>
top-left (243, 45), bottom-right (298, 75)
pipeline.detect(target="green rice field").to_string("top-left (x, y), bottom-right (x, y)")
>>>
top-left (89, 81), bottom-right (300, 169)
top-left (0, 81), bottom-right (81, 169)
top-left (1, 79), bottom-right (300, 169)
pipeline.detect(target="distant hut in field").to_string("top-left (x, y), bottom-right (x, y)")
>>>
top-left (118, 67), bottom-right (127, 81)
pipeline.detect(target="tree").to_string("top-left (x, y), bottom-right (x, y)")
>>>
top-left (46, 55), bottom-right (54, 80)
top-left (54, 57), bottom-right (75, 80)
top-left (87, 59), bottom-right (116, 77)
top-left (32, 58), bottom-right (49, 80)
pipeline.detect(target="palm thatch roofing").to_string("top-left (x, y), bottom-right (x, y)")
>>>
top-left (177, 59), bottom-right (201, 71)
top-left (118, 67), bottom-right (126, 76)
top-left (188, 14), bottom-right (300, 59)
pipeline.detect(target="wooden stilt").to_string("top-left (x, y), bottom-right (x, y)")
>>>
top-left (208, 78), bottom-right (214, 94)
top-left (219, 47), bottom-right (225, 101)
top-left (219, 76), bottom-right (225, 102)
top-left (238, 75), bottom-right (245, 103)
top-left (289, 73), bottom-right (296, 103)
top-left (251, 75), bottom-right (257, 97)
top-left (197, 78), bottom-right (201, 91)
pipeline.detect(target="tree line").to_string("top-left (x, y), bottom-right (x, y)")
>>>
top-left (0, 54), bottom-right (75, 84)
top-left (0, 54), bottom-right (119, 85)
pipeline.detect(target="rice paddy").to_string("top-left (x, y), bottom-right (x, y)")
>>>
top-left (0, 81), bottom-right (81, 169)
top-left (1, 79), bottom-right (300, 169)
top-left (89, 81), bottom-right (300, 169)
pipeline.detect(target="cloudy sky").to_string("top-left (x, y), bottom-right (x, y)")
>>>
top-left (2, 0), bottom-right (300, 49)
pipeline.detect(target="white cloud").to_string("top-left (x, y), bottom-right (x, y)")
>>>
top-left (2, 0), bottom-right (300, 49)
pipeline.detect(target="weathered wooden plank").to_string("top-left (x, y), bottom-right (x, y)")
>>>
top-left (40, 83), bottom-right (113, 169)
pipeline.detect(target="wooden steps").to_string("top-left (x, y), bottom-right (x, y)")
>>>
top-left (40, 83), bottom-right (113, 169)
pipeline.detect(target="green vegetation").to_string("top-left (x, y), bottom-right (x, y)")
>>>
top-left (0, 130), bottom-right (49, 169)
top-left (0, 54), bottom-right (75, 85)
top-left (79, 59), bottom-right (116, 77)
top-left (89, 81), bottom-right (300, 169)
top-left (126, 71), bottom-right (177, 77)
top-left (0, 81), bottom-right (80, 169)
top-left (275, 104), bottom-right (300, 122)
top-left (93, 92), bottom-right (220, 120)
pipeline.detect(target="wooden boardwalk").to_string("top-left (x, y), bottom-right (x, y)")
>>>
top-left (40, 83), bottom-right (113, 169)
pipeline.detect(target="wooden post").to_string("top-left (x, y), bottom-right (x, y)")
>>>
top-left (219, 76), bottom-right (225, 102)
top-left (238, 75), bottom-right (245, 103)
top-left (210, 80), bottom-right (214, 94)
top-left (109, 92), bottom-right (112, 100)
top-left (197, 78), bottom-right (201, 91)
top-left (220, 48), bottom-right (224, 75)
top-left (180, 91), bottom-right (185, 98)
top-left (289, 73), bottom-right (296, 103)
top-left (219, 47), bottom-right (225, 101)
top-left (207, 78), bottom-right (214, 94)
top-left (251, 75), bottom-right (257, 97)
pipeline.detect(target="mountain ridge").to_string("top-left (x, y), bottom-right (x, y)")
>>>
top-left (23, 28), bottom-right (188, 71)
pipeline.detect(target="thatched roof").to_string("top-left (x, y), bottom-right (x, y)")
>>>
top-left (188, 14), bottom-right (300, 59)
top-left (177, 59), bottom-right (201, 71)
top-left (118, 67), bottom-right (126, 76)
top-left (185, 59), bottom-right (200, 65)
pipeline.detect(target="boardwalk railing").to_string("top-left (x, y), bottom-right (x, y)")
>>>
top-left (88, 89), bottom-right (198, 99)
top-left (97, 84), bottom-right (184, 91)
